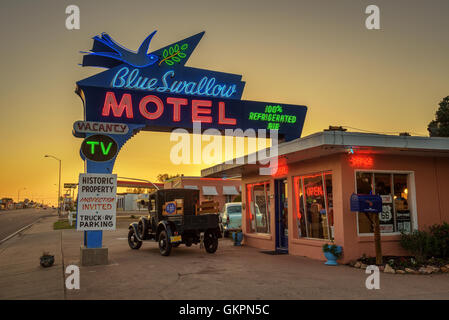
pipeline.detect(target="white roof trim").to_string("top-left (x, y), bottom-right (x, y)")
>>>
top-left (201, 131), bottom-right (449, 177)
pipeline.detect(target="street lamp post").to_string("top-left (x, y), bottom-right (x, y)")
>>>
top-left (45, 155), bottom-right (62, 216)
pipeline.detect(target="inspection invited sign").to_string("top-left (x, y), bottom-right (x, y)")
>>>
top-left (77, 173), bottom-right (117, 230)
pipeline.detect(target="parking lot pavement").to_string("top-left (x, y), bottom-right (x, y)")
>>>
top-left (64, 225), bottom-right (449, 300)
top-left (1, 216), bottom-right (449, 300)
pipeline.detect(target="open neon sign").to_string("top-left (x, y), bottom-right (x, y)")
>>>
top-left (306, 186), bottom-right (324, 197)
top-left (349, 155), bottom-right (374, 167)
top-left (271, 157), bottom-right (288, 177)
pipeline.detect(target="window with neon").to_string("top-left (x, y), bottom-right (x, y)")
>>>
top-left (246, 181), bottom-right (270, 234)
top-left (356, 172), bottom-right (412, 234)
top-left (294, 171), bottom-right (333, 240)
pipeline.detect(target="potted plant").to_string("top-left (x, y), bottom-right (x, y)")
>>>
top-left (322, 244), bottom-right (342, 266)
top-left (40, 251), bottom-right (55, 268)
top-left (232, 229), bottom-right (243, 246)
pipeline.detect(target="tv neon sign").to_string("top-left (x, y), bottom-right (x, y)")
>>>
top-left (81, 134), bottom-right (118, 162)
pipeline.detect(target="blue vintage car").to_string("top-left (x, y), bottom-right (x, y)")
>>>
top-left (221, 202), bottom-right (265, 235)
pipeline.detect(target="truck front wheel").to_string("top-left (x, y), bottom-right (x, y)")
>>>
top-left (158, 230), bottom-right (172, 256)
top-left (128, 229), bottom-right (142, 250)
top-left (204, 231), bottom-right (218, 254)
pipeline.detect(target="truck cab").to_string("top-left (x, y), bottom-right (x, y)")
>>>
top-left (128, 189), bottom-right (222, 256)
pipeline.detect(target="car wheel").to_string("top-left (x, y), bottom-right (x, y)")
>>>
top-left (158, 230), bottom-right (172, 256)
top-left (128, 229), bottom-right (142, 250)
top-left (204, 231), bottom-right (218, 254)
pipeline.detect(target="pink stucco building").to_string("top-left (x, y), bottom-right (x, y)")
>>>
top-left (202, 130), bottom-right (449, 263)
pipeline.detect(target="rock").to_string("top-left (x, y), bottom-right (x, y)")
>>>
top-left (384, 264), bottom-right (396, 274)
top-left (354, 261), bottom-right (361, 268)
top-left (361, 264), bottom-right (367, 269)
top-left (428, 265), bottom-right (440, 273)
top-left (405, 267), bottom-right (418, 274)
top-left (440, 266), bottom-right (449, 273)
top-left (419, 266), bottom-right (433, 274)
top-left (396, 269), bottom-right (406, 274)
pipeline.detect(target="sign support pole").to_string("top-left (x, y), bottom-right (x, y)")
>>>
top-left (80, 125), bottom-right (144, 249)
top-left (373, 213), bottom-right (383, 265)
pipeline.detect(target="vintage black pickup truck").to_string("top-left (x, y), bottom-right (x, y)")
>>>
top-left (128, 189), bottom-right (222, 256)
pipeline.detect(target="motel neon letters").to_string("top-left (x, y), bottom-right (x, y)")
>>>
top-left (102, 91), bottom-right (237, 125)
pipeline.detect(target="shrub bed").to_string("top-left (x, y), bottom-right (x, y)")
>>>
top-left (349, 222), bottom-right (449, 275)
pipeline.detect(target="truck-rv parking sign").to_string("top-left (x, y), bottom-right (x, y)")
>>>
top-left (76, 173), bottom-right (117, 231)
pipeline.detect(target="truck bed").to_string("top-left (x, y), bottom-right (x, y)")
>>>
top-left (167, 213), bottom-right (219, 231)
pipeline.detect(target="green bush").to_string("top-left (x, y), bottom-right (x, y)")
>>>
top-left (429, 222), bottom-right (449, 257)
top-left (400, 222), bottom-right (449, 262)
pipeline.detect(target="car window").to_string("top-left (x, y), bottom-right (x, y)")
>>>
top-left (227, 205), bottom-right (242, 214)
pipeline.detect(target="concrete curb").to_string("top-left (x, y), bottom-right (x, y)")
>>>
top-left (0, 218), bottom-right (42, 245)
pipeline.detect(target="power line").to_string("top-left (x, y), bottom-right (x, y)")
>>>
top-left (342, 126), bottom-right (429, 137)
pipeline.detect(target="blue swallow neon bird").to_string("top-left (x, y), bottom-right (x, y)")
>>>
top-left (81, 31), bottom-right (159, 68)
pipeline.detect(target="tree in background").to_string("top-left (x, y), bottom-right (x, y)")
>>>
top-left (156, 173), bottom-right (182, 182)
top-left (428, 96), bottom-right (449, 137)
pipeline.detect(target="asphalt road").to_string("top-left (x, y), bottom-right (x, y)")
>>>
top-left (0, 208), bottom-right (56, 242)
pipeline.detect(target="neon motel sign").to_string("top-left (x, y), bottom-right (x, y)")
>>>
top-left (74, 30), bottom-right (308, 248)
top-left (76, 31), bottom-right (307, 140)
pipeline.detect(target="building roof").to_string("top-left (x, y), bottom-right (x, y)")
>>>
top-left (201, 130), bottom-right (449, 177)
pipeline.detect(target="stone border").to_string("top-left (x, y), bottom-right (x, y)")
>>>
top-left (348, 260), bottom-right (449, 275)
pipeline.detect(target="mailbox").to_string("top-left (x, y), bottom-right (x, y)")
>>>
top-left (350, 193), bottom-right (382, 213)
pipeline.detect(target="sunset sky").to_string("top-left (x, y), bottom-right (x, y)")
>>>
top-left (0, 0), bottom-right (448, 205)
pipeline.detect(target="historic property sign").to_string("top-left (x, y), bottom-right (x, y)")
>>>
top-left (76, 173), bottom-right (117, 231)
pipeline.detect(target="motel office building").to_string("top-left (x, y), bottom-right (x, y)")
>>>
top-left (202, 131), bottom-right (449, 263)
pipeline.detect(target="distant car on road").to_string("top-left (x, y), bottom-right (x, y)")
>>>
top-left (220, 202), bottom-right (265, 236)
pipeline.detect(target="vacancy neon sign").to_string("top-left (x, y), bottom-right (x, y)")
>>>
top-left (102, 91), bottom-right (237, 125)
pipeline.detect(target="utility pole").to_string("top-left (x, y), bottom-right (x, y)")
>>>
top-left (44, 155), bottom-right (62, 216)
top-left (17, 187), bottom-right (26, 203)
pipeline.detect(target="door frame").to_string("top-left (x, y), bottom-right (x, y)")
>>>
top-left (275, 178), bottom-right (288, 252)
